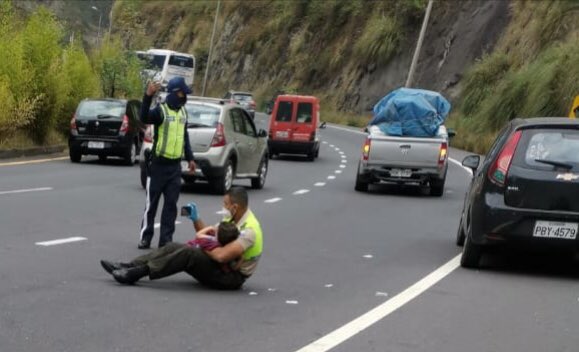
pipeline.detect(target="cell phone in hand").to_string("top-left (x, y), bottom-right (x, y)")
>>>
top-left (180, 206), bottom-right (191, 217)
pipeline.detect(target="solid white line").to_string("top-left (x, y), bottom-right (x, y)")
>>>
top-left (153, 221), bottom-right (182, 229)
top-left (265, 197), bottom-right (282, 203)
top-left (0, 187), bottom-right (53, 195)
top-left (0, 157), bottom-right (68, 167)
top-left (36, 237), bottom-right (87, 246)
top-left (448, 157), bottom-right (473, 175)
top-left (314, 182), bottom-right (326, 187)
top-left (293, 189), bottom-right (310, 195)
top-left (293, 255), bottom-right (461, 352)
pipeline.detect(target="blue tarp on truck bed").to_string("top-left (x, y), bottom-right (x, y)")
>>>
top-left (369, 88), bottom-right (451, 137)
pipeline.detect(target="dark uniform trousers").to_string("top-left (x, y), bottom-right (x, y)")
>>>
top-left (140, 160), bottom-right (182, 246)
top-left (131, 243), bottom-right (247, 290)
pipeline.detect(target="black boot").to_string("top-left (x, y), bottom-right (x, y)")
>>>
top-left (112, 265), bottom-right (150, 285)
top-left (138, 239), bottom-right (151, 249)
top-left (100, 260), bottom-right (135, 275)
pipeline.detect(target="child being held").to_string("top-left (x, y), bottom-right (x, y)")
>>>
top-left (186, 221), bottom-right (239, 252)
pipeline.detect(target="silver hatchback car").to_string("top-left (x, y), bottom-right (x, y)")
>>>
top-left (139, 97), bottom-right (269, 194)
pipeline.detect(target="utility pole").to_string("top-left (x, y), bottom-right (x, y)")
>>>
top-left (405, 0), bottom-right (434, 88)
top-left (201, 0), bottom-right (221, 97)
top-left (108, 2), bottom-right (113, 42)
top-left (91, 6), bottom-right (102, 46)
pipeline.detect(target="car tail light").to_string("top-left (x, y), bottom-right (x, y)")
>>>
top-left (119, 115), bottom-right (129, 136)
top-left (70, 114), bottom-right (78, 136)
top-left (362, 137), bottom-right (371, 161)
top-left (211, 123), bottom-right (226, 147)
top-left (438, 142), bottom-right (448, 167)
top-left (144, 125), bottom-right (153, 143)
top-left (488, 130), bottom-right (522, 186)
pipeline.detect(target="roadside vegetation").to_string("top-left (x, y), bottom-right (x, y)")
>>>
top-left (0, 1), bottom-right (143, 149)
top-left (448, 0), bottom-right (579, 154)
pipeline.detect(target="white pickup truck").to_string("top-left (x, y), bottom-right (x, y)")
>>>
top-left (355, 125), bottom-right (453, 196)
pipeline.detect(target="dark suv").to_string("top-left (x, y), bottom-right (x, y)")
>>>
top-left (69, 99), bottom-right (143, 165)
top-left (457, 118), bottom-right (579, 268)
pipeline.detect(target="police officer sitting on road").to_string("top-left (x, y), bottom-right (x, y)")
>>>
top-left (138, 77), bottom-right (196, 249)
top-left (101, 187), bottom-right (263, 290)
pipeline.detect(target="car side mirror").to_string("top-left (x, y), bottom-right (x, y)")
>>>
top-left (462, 155), bottom-right (480, 173)
top-left (447, 128), bottom-right (457, 138)
top-left (258, 129), bottom-right (267, 138)
top-left (319, 121), bottom-right (326, 129)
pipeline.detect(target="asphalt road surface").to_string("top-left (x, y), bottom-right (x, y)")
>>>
top-left (1, 113), bottom-right (578, 352)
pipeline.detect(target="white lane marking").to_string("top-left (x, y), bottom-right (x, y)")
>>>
top-left (341, 155), bottom-right (346, 159)
top-left (36, 237), bottom-right (87, 246)
top-left (340, 165), bottom-right (346, 168)
top-left (326, 124), bottom-right (473, 176)
top-left (249, 291), bottom-right (258, 296)
top-left (335, 170), bottom-right (342, 174)
top-left (335, 148), bottom-right (341, 151)
top-left (293, 189), bottom-right (310, 195)
top-left (322, 141), bottom-right (328, 144)
top-left (154, 221), bottom-right (182, 229)
top-left (324, 284), bottom-right (334, 288)
top-left (0, 187), bottom-right (53, 195)
top-left (339, 151), bottom-right (345, 155)
top-left (363, 254), bottom-right (374, 259)
top-left (341, 160), bottom-right (347, 163)
top-left (265, 197), bottom-right (282, 203)
top-left (327, 175), bottom-right (336, 180)
top-left (0, 157), bottom-right (68, 167)
top-left (293, 255), bottom-right (461, 352)
top-left (314, 182), bottom-right (326, 187)
top-left (286, 300), bottom-right (299, 305)
top-left (375, 292), bottom-right (389, 297)
top-left (329, 144), bottom-right (335, 147)
top-left (448, 157), bottom-right (473, 175)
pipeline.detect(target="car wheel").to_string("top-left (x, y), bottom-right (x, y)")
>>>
top-left (461, 230), bottom-right (483, 268)
top-left (140, 164), bottom-right (148, 189)
top-left (456, 218), bottom-right (466, 246)
top-left (69, 148), bottom-right (81, 163)
top-left (430, 177), bottom-right (445, 197)
top-left (213, 160), bottom-right (234, 195)
top-left (355, 162), bottom-right (369, 192)
top-left (251, 157), bottom-right (268, 189)
top-left (123, 142), bottom-right (137, 166)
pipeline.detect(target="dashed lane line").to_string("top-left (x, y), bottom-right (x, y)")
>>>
top-left (293, 189), bottom-right (310, 195)
top-left (264, 197), bottom-right (282, 203)
top-left (36, 237), bottom-right (87, 246)
top-left (0, 187), bottom-right (53, 196)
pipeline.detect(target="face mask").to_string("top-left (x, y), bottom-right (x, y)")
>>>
top-left (166, 92), bottom-right (186, 110)
top-left (221, 207), bottom-right (232, 219)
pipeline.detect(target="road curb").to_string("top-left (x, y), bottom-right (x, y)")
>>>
top-left (0, 145), bottom-right (67, 160)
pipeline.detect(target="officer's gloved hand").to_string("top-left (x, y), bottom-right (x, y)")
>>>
top-left (186, 202), bottom-right (199, 222)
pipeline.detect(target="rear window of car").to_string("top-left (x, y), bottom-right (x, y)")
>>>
top-left (233, 94), bottom-right (252, 102)
top-left (296, 103), bottom-right (313, 123)
top-left (185, 104), bottom-right (221, 127)
top-left (516, 129), bottom-right (579, 170)
top-left (275, 101), bottom-right (293, 122)
top-left (168, 55), bottom-right (194, 68)
top-left (76, 100), bottom-right (125, 120)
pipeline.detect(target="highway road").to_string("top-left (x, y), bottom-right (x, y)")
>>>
top-left (0, 113), bottom-right (578, 352)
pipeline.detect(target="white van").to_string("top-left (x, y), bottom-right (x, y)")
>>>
top-left (136, 49), bottom-right (196, 91)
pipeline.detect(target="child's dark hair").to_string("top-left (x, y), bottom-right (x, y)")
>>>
top-left (217, 221), bottom-right (239, 246)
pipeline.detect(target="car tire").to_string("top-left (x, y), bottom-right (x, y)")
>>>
top-left (461, 232), bottom-right (482, 268)
top-left (213, 160), bottom-right (234, 195)
top-left (251, 157), bottom-right (268, 189)
top-left (456, 218), bottom-right (466, 246)
top-left (69, 148), bottom-right (81, 163)
top-left (355, 162), bottom-right (369, 192)
top-left (430, 177), bottom-right (445, 197)
top-left (123, 142), bottom-right (137, 166)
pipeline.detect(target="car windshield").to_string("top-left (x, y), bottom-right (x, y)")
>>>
top-left (185, 104), bottom-right (221, 127)
top-left (523, 129), bottom-right (579, 169)
top-left (76, 101), bottom-right (125, 120)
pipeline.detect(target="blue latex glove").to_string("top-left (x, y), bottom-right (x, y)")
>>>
top-left (186, 202), bottom-right (199, 222)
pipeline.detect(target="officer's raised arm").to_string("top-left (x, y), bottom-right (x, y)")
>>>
top-left (140, 81), bottom-right (164, 125)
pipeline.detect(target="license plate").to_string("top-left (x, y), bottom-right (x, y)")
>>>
top-left (88, 141), bottom-right (104, 149)
top-left (533, 221), bottom-right (578, 240)
top-left (390, 168), bottom-right (412, 178)
top-left (276, 131), bottom-right (289, 138)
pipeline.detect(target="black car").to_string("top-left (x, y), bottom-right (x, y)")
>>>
top-left (69, 99), bottom-right (143, 165)
top-left (457, 118), bottom-right (579, 268)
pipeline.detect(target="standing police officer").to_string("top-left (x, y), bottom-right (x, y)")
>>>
top-left (138, 77), bottom-right (196, 249)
